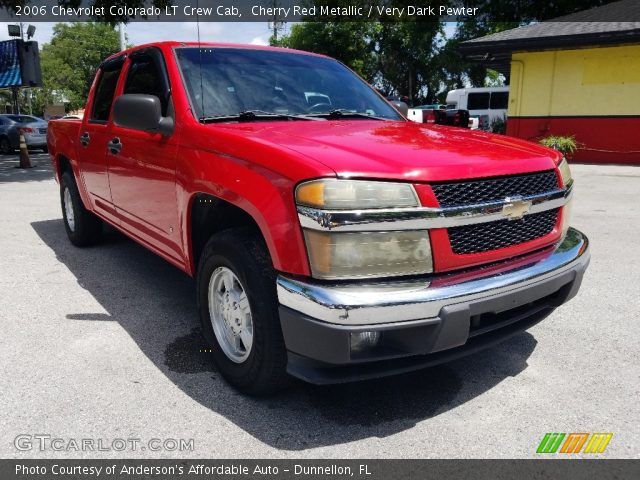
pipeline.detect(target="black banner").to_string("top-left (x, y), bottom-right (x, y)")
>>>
top-left (0, 0), bottom-right (639, 22)
top-left (2, 459), bottom-right (640, 480)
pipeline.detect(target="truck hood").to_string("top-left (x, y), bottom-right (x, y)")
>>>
top-left (215, 120), bottom-right (561, 182)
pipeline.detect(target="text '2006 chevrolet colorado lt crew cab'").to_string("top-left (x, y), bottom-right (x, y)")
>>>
top-left (48, 42), bottom-right (590, 395)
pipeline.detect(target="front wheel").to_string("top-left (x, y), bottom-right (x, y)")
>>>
top-left (197, 228), bottom-right (289, 395)
top-left (60, 171), bottom-right (103, 246)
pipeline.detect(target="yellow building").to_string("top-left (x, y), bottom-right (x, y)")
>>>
top-left (460, 1), bottom-right (640, 163)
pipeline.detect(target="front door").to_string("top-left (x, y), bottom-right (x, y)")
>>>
top-left (107, 48), bottom-right (183, 264)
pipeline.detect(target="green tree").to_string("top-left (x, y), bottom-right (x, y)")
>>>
top-left (37, 23), bottom-right (121, 113)
top-left (273, 22), bottom-right (379, 81)
top-left (273, 1), bottom-right (444, 104)
top-left (275, 0), bottom-right (617, 99)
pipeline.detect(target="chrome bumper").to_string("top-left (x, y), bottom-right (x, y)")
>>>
top-left (277, 228), bottom-right (590, 326)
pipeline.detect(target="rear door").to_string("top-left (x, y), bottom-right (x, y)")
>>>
top-left (107, 48), bottom-right (183, 264)
top-left (78, 56), bottom-right (124, 223)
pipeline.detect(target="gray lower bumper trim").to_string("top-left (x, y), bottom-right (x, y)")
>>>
top-left (276, 228), bottom-right (589, 326)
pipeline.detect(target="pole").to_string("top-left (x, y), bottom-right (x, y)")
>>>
top-left (11, 88), bottom-right (19, 114)
top-left (118, 23), bottom-right (126, 51)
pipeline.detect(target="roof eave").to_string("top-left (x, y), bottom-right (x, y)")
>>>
top-left (460, 29), bottom-right (640, 57)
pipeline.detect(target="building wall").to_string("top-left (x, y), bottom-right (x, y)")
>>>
top-left (507, 45), bottom-right (640, 163)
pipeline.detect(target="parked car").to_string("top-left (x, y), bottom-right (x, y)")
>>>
top-left (407, 104), bottom-right (445, 124)
top-left (408, 104), bottom-right (472, 129)
top-left (433, 108), bottom-right (471, 128)
top-left (0, 114), bottom-right (49, 154)
top-left (446, 86), bottom-right (509, 131)
top-left (48, 42), bottom-right (589, 395)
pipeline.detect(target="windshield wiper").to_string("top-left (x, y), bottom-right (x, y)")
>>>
top-left (200, 110), bottom-right (322, 123)
top-left (309, 109), bottom-right (388, 120)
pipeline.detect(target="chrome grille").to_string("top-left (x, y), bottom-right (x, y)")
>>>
top-left (448, 208), bottom-right (559, 255)
top-left (432, 170), bottom-right (559, 207)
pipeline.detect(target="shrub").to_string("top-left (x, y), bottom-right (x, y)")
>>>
top-left (539, 135), bottom-right (578, 159)
top-left (490, 116), bottom-right (507, 134)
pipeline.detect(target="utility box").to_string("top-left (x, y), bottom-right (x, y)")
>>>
top-left (19, 41), bottom-right (42, 87)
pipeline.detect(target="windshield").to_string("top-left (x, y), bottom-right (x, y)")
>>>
top-left (175, 47), bottom-right (403, 122)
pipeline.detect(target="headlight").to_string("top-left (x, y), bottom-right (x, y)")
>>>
top-left (296, 179), bottom-right (432, 280)
top-left (558, 158), bottom-right (572, 187)
top-left (296, 179), bottom-right (419, 210)
top-left (560, 196), bottom-right (573, 238)
top-left (303, 229), bottom-right (433, 280)
top-left (558, 158), bottom-right (573, 237)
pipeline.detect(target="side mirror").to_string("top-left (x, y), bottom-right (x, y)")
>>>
top-left (390, 100), bottom-right (409, 117)
top-left (113, 94), bottom-right (174, 136)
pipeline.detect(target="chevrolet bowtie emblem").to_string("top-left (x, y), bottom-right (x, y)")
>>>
top-left (501, 197), bottom-right (532, 220)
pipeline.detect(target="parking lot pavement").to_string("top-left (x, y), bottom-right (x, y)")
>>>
top-left (0, 153), bottom-right (638, 459)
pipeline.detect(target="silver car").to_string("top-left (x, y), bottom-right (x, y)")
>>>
top-left (0, 114), bottom-right (49, 154)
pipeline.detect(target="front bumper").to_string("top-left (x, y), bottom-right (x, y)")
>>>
top-left (277, 228), bottom-right (590, 384)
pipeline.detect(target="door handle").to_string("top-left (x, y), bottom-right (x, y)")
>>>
top-left (79, 132), bottom-right (90, 147)
top-left (107, 137), bottom-right (122, 155)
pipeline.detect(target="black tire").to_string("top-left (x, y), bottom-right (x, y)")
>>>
top-left (197, 228), bottom-right (289, 395)
top-left (0, 137), bottom-right (12, 155)
top-left (60, 170), bottom-right (103, 247)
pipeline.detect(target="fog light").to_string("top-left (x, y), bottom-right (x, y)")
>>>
top-left (350, 331), bottom-right (381, 353)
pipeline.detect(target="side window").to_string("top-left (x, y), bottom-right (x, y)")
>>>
top-left (91, 63), bottom-right (123, 122)
top-left (467, 92), bottom-right (490, 110)
top-left (490, 92), bottom-right (509, 110)
top-left (123, 53), bottom-right (168, 116)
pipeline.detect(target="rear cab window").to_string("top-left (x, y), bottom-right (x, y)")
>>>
top-left (90, 58), bottom-right (124, 123)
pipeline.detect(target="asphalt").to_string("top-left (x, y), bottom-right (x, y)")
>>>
top-left (0, 152), bottom-right (638, 459)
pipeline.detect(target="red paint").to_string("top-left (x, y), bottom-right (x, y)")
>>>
top-left (48, 42), bottom-right (568, 279)
top-left (508, 116), bottom-right (640, 164)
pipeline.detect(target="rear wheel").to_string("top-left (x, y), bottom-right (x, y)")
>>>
top-left (60, 171), bottom-right (102, 246)
top-left (197, 228), bottom-right (289, 395)
top-left (0, 137), bottom-right (12, 155)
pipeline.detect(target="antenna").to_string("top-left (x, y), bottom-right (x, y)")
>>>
top-left (196, 0), bottom-right (205, 120)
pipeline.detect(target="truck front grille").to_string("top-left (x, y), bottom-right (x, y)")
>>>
top-left (448, 208), bottom-right (559, 255)
top-left (432, 170), bottom-right (559, 207)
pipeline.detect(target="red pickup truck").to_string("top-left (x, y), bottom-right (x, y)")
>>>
top-left (48, 42), bottom-right (589, 395)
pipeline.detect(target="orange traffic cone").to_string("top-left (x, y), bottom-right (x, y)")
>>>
top-left (18, 133), bottom-right (32, 169)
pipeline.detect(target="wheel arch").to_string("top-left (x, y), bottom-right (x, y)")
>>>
top-left (188, 193), bottom-right (271, 275)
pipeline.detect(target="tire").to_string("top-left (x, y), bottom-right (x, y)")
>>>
top-left (0, 137), bottom-right (12, 155)
top-left (197, 228), bottom-right (289, 395)
top-left (60, 170), bottom-right (103, 247)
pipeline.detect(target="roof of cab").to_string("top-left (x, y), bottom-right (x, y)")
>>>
top-left (102, 41), bottom-right (328, 64)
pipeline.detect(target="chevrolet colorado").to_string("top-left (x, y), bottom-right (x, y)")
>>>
top-left (48, 42), bottom-right (590, 395)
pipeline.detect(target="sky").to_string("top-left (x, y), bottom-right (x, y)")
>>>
top-left (0, 21), bottom-right (457, 48)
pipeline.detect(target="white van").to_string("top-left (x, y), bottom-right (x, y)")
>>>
top-left (446, 87), bottom-right (509, 131)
